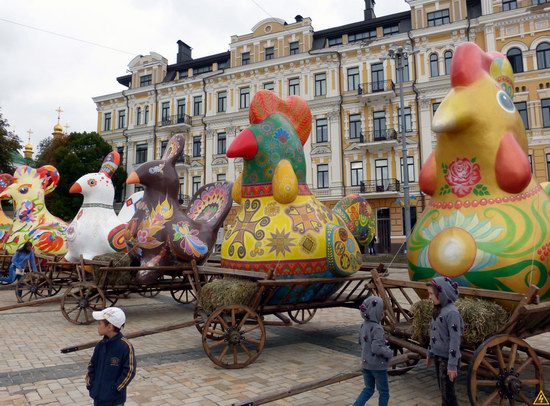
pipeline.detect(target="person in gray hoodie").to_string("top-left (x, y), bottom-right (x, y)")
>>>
top-left (353, 296), bottom-right (393, 406)
top-left (426, 276), bottom-right (464, 406)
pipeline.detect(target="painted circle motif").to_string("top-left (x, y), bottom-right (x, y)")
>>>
top-left (428, 227), bottom-right (476, 278)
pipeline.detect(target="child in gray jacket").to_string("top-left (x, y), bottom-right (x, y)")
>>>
top-left (426, 276), bottom-right (464, 406)
top-left (353, 296), bottom-right (393, 406)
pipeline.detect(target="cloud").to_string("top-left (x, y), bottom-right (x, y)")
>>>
top-left (0, 0), bottom-right (409, 158)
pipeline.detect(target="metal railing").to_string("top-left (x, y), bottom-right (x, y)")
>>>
top-left (370, 129), bottom-right (398, 142)
top-left (176, 154), bottom-right (191, 166)
top-left (347, 179), bottom-right (401, 194)
top-left (358, 80), bottom-right (395, 95)
top-left (178, 195), bottom-right (190, 206)
top-left (160, 114), bottom-right (192, 127)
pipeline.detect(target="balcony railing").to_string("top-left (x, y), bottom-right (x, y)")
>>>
top-left (160, 114), bottom-right (192, 127)
top-left (176, 154), bottom-right (191, 166)
top-left (371, 129), bottom-right (398, 142)
top-left (348, 132), bottom-right (365, 143)
top-left (346, 179), bottom-right (401, 194)
top-left (358, 80), bottom-right (395, 95)
top-left (178, 194), bottom-right (190, 206)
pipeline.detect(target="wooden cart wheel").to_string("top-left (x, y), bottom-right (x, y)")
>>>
top-left (15, 273), bottom-right (52, 302)
top-left (61, 283), bottom-right (106, 325)
top-left (202, 304), bottom-right (266, 369)
top-left (468, 335), bottom-right (544, 405)
top-left (387, 345), bottom-right (419, 376)
top-left (194, 305), bottom-right (223, 340)
top-left (288, 309), bottom-right (317, 324)
top-left (139, 287), bottom-right (161, 298)
top-left (171, 287), bottom-right (196, 304)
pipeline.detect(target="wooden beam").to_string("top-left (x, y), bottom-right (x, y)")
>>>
top-left (371, 269), bottom-right (397, 326)
top-left (503, 285), bottom-right (539, 334)
top-left (60, 320), bottom-right (196, 353)
top-left (0, 296), bottom-right (61, 311)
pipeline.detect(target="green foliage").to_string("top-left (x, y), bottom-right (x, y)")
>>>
top-left (0, 108), bottom-right (23, 174)
top-left (439, 184), bottom-right (451, 195)
top-left (473, 184), bottom-right (490, 196)
top-left (36, 132), bottom-right (127, 221)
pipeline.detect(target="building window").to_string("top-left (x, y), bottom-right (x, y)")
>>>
top-left (502, 0), bottom-right (518, 10)
top-left (402, 207), bottom-right (418, 235)
top-left (383, 25), bottom-right (399, 36)
top-left (160, 140), bottom-right (168, 157)
top-left (349, 114), bottom-right (361, 139)
top-left (193, 96), bottom-right (202, 116)
top-left (161, 102), bottom-right (170, 124)
top-left (373, 111), bottom-right (386, 140)
top-left (140, 74), bottom-right (152, 87)
top-left (547, 153), bottom-right (550, 180)
top-left (194, 66), bottom-right (212, 75)
top-left (193, 136), bottom-right (201, 157)
top-left (350, 161), bottom-right (364, 186)
top-left (348, 30), bottom-right (377, 43)
top-left (217, 174), bottom-right (226, 182)
top-left (542, 99), bottom-right (550, 127)
top-left (177, 99), bottom-right (186, 122)
top-left (317, 164), bottom-right (329, 189)
top-left (432, 102), bottom-right (440, 116)
top-left (117, 146), bottom-right (124, 166)
top-left (265, 47), bottom-right (274, 60)
top-left (533, 0), bottom-right (547, 4)
top-left (371, 63), bottom-right (384, 91)
top-left (398, 107), bottom-right (412, 133)
top-left (328, 37), bottom-right (343, 46)
top-left (241, 52), bottom-right (250, 65)
top-left (179, 177), bottom-right (185, 201)
top-left (117, 110), bottom-right (126, 129)
top-left (217, 91), bottom-right (227, 113)
top-left (136, 107), bottom-right (142, 125)
top-left (507, 48), bottom-right (524, 73)
top-left (347, 67), bottom-right (360, 91)
top-left (264, 82), bottom-right (275, 91)
top-left (217, 132), bottom-right (226, 155)
top-left (289, 41), bottom-right (299, 55)
top-left (192, 176), bottom-right (201, 194)
top-left (288, 78), bottom-right (300, 96)
top-left (444, 51), bottom-right (453, 75)
top-left (515, 102), bottom-right (529, 129)
top-left (536, 42), bottom-right (550, 69)
top-left (135, 144), bottom-right (148, 164)
top-left (316, 118), bottom-right (328, 143)
top-left (528, 154), bottom-right (533, 173)
top-left (375, 159), bottom-right (389, 190)
top-left (144, 106), bottom-right (149, 124)
top-left (315, 73), bottom-right (327, 96)
top-left (427, 9), bottom-right (450, 26)
top-left (430, 53), bottom-right (439, 77)
top-left (395, 57), bottom-right (409, 83)
top-left (400, 156), bottom-right (416, 182)
top-left (103, 112), bottom-right (111, 132)
top-left (239, 87), bottom-right (250, 109)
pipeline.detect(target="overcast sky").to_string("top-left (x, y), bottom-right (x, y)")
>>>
top-left (0, 0), bottom-right (409, 157)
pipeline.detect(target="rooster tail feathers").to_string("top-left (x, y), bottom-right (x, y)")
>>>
top-left (332, 194), bottom-right (375, 245)
top-left (186, 181), bottom-right (234, 232)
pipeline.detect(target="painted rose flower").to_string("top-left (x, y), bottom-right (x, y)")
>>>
top-left (445, 158), bottom-right (481, 197)
top-left (137, 229), bottom-right (149, 244)
top-left (18, 201), bottom-right (36, 222)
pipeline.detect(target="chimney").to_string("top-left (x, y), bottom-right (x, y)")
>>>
top-left (295, 15), bottom-right (303, 22)
top-left (364, 0), bottom-right (376, 20)
top-left (177, 40), bottom-right (193, 63)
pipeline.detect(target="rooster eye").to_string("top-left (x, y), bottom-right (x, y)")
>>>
top-left (497, 91), bottom-right (515, 113)
top-left (18, 186), bottom-right (28, 194)
top-left (87, 179), bottom-right (97, 187)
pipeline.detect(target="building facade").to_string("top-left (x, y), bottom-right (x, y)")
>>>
top-left (93, 0), bottom-right (550, 252)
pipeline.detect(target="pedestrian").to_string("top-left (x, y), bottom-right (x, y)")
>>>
top-left (0, 241), bottom-right (37, 287)
top-left (353, 296), bottom-right (392, 406)
top-left (368, 236), bottom-right (377, 255)
top-left (86, 307), bottom-right (136, 406)
top-left (426, 277), bottom-right (464, 406)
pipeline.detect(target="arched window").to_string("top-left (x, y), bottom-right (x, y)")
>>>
top-left (507, 48), bottom-right (524, 73)
top-left (537, 42), bottom-right (550, 69)
top-left (430, 53), bottom-right (439, 77)
top-left (444, 51), bottom-right (453, 75)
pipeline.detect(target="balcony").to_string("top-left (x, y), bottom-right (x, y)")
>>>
top-left (159, 114), bottom-right (192, 130)
top-left (178, 194), bottom-right (190, 207)
top-left (346, 179), bottom-right (401, 196)
top-left (175, 154), bottom-right (191, 167)
top-left (310, 187), bottom-right (345, 200)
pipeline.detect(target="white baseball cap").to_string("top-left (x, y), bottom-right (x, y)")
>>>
top-left (92, 307), bottom-right (126, 329)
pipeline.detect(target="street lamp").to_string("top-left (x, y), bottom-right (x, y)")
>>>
top-left (381, 44), bottom-right (418, 251)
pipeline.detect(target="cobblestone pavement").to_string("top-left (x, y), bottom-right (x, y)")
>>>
top-left (0, 268), bottom-right (548, 405)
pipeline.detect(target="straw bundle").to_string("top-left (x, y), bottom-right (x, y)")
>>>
top-left (199, 277), bottom-right (259, 313)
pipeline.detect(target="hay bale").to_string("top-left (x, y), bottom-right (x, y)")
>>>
top-left (199, 277), bottom-right (259, 313)
top-left (411, 298), bottom-right (509, 346)
top-left (92, 253), bottom-right (134, 286)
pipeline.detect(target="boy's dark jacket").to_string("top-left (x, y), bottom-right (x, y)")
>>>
top-left (359, 296), bottom-right (393, 370)
top-left (86, 332), bottom-right (136, 405)
top-left (428, 276), bottom-right (464, 372)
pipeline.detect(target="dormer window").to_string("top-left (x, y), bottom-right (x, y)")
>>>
top-left (427, 9), bottom-right (450, 27)
top-left (328, 37), bottom-right (343, 47)
top-left (265, 47), bottom-right (274, 60)
top-left (348, 30), bottom-right (377, 43)
top-left (383, 25), bottom-right (399, 36)
top-left (242, 52), bottom-right (250, 65)
top-left (289, 41), bottom-right (299, 55)
top-left (140, 74), bottom-right (152, 87)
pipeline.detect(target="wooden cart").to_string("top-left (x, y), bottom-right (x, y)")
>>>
top-left (371, 276), bottom-right (550, 406)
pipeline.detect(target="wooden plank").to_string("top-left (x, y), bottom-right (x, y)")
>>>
top-left (502, 285), bottom-right (539, 334)
top-left (232, 353), bottom-right (414, 406)
top-left (60, 320), bottom-right (196, 353)
top-left (257, 274), bottom-right (374, 286)
top-left (198, 266), bottom-right (267, 280)
top-left (386, 335), bottom-right (428, 358)
top-left (371, 269), bottom-right (397, 326)
top-left (0, 296), bottom-right (61, 311)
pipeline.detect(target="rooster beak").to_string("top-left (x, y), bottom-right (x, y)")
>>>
top-left (126, 172), bottom-right (140, 185)
top-left (227, 129), bottom-right (258, 160)
top-left (432, 99), bottom-right (472, 134)
top-left (69, 182), bottom-right (82, 194)
top-left (0, 191), bottom-right (10, 199)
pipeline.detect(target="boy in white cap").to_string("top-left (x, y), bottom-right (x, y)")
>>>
top-left (86, 307), bottom-right (136, 406)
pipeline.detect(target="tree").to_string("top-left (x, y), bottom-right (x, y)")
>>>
top-left (36, 132), bottom-right (127, 221)
top-left (0, 108), bottom-right (23, 174)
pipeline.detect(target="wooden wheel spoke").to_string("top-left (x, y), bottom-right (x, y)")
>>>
top-left (516, 357), bottom-right (533, 374)
top-left (237, 311), bottom-right (251, 330)
top-left (20, 289), bottom-right (32, 299)
top-left (217, 316), bottom-right (230, 330)
top-left (232, 344), bottom-right (238, 365)
top-left (240, 342), bottom-right (252, 357)
top-left (241, 324), bottom-right (260, 334)
top-left (231, 308), bottom-right (236, 326)
top-left (66, 304), bottom-right (80, 315)
top-left (482, 358), bottom-right (500, 376)
top-left (84, 309), bottom-right (90, 324)
top-left (218, 344), bottom-right (229, 362)
top-left (519, 378), bottom-right (540, 385)
top-left (482, 389), bottom-right (501, 406)
top-left (508, 343), bottom-right (518, 370)
top-left (208, 339), bottom-right (228, 349)
top-left (477, 380), bottom-right (498, 386)
top-left (499, 398), bottom-right (505, 406)
top-left (495, 346), bottom-right (506, 370)
top-left (243, 337), bottom-right (260, 346)
top-left (75, 307), bottom-right (82, 322)
top-left (509, 399), bottom-right (516, 406)
top-left (518, 393), bottom-right (531, 404)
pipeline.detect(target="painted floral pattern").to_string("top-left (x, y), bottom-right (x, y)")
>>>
top-left (172, 221), bottom-right (208, 257)
top-left (443, 157), bottom-right (482, 197)
top-left (18, 201), bottom-right (36, 222)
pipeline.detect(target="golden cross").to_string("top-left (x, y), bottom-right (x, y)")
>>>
top-left (26, 129), bottom-right (33, 143)
top-left (55, 107), bottom-right (63, 121)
